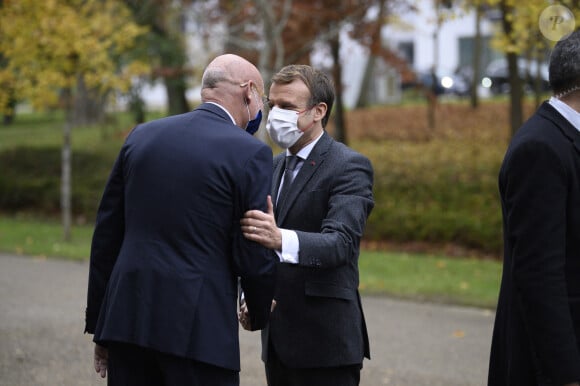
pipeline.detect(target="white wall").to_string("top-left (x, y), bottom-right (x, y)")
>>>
top-left (382, 0), bottom-right (495, 73)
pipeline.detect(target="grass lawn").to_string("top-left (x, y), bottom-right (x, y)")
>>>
top-left (359, 250), bottom-right (501, 309)
top-left (0, 216), bottom-right (502, 309)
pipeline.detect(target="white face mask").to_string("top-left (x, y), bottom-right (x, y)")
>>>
top-left (266, 107), bottom-right (306, 149)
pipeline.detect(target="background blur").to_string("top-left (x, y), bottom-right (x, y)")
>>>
top-left (1, 0), bottom-right (579, 260)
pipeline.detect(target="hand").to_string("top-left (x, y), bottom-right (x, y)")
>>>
top-left (238, 301), bottom-right (252, 331)
top-left (94, 344), bottom-right (108, 378)
top-left (241, 195), bottom-right (282, 250)
top-left (238, 299), bottom-right (277, 331)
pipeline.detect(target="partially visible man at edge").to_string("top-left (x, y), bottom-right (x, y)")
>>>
top-left (239, 64), bottom-right (374, 386)
top-left (84, 53), bottom-right (276, 386)
top-left (488, 30), bottom-right (580, 386)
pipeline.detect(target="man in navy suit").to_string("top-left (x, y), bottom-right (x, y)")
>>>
top-left (85, 54), bottom-right (276, 386)
top-left (488, 30), bottom-right (580, 386)
top-left (239, 65), bottom-right (374, 386)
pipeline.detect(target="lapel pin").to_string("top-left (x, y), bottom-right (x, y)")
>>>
top-left (310, 161), bottom-right (316, 166)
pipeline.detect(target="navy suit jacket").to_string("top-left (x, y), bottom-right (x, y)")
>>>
top-left (262, 132), bottom-right (374, 368)
top-left (85, 103), bottom-right (276, 371)
top-left (489, 102), bottom-right (580, 385)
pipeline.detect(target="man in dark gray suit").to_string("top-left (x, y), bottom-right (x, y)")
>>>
top-left (85, 54), bottom-right (276, 386)
top-left (240, 64), bottom-right (374, 386)
top-left (488, 30), bottom-right (580, 386)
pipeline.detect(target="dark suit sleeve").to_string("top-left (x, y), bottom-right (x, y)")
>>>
top-left (502, 139), bottom-right (580, 383)
top-left (297, 152), bottom-right (374, 268)
top-left (85, 145), bottom-right (127, 334)
top-left (233, 144), bottom-right (276, 331)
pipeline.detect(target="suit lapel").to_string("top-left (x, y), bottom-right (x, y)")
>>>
top-left (276, 133), bottom-right (333, 223)
top-left (539, 102), bottom-right (580, 155)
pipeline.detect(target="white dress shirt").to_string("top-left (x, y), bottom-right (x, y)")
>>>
top-left (206, 101), bottom-right (237, 125)
top-left (549, 97), bottom-right (580, 132)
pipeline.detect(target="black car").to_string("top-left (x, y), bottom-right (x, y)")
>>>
top-left (483, 58), bottom-right (549, 95)
top-left (415, 69), bottom-right (470, 96)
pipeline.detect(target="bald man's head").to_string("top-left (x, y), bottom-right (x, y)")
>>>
top-left (200, 54), bottom-right (265, 130)
top-left (201, 54), bottom-right (264, 95)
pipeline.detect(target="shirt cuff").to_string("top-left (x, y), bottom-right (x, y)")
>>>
top-left (276, 228), bottom-right (299, 264)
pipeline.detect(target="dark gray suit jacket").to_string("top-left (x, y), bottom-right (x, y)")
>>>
top-left (262, 132), bottom-right (374, 368)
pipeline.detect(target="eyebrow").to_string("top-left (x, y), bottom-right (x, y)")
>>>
top-left (269, 98), bottom-right (298, 109)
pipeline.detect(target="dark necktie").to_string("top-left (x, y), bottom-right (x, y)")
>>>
top-left (276, 155), bottom-right (299, 214)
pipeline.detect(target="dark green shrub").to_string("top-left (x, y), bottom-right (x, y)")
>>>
top-left (358, 139), bottom-right (505, 254)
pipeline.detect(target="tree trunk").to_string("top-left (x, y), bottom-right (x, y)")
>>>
top-left (500, 0), bottom-right (523, 138)
top-left (61, 89), bottom-right (73, 242)
top-left (356, 0), bottom-right (386, 109)
top-left (330, 35), bottom-right (347, 144)
top-left (470, 4), bottom-right (482, 109)
top-left (254, 0), bottom-right (292, 144)
top-left (507, 52), bottom-right (523, 137)
top-left (73, 76), bottom-right (106, 126)
top-left (2, 93), bottom-right (15, 125)
top-left (427, 73), bottom-right (437, 131)
top-left (164, 75), bottom-right (190, 116)
top-left (356, 55), bottom-right (376, 109)
top-left (427, 22), bottom-right (440, 131)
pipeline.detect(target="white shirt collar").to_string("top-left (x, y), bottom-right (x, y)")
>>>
top-left (206, 102), bottom-right (237, 125)
top-left (286, 131), bottom-right (324, 160)
top-left (549, 97), bottom-right (580, 132)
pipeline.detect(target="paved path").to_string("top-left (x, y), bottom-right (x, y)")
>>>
top-left (0, 253), bottom-right (495, 386)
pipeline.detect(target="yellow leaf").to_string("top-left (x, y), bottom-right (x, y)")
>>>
top-left (452, 330), bottom-right (465, 338)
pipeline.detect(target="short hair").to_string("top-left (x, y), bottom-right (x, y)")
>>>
top-left (271, 65), bottom-right (335, 128)
top-left (201, 69), bottom-right (229, 89)
top-left (549, 29), bottom-right (580, 96)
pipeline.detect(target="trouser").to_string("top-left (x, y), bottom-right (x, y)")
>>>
top-left (106, 342), bottom-right (239, 386)
top-left (265, 341), bottom-right (361, 386)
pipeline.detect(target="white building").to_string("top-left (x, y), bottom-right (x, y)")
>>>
top-left (143, 1), bottom-right (503, 111)
top-left (336, 0), bottom-right (502, 107)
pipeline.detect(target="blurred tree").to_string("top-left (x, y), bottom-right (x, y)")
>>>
top-left (349, 1), bottom-right (416, 104)
top-left (0, 0), bottom-right (15, 125)
top-left (465, 0), bottom-right (580, 136)
top-left (123, 0), bottom-right (195, 116)
top-left (205, 0), bottom-right (414, 144)
top-left (497, 0), bottom-right (525, 136)
top-left (285, 0), bottom-right (366, 144)
top-left (264, 0), bottom-right (405, 143)
top-left (470, 1), bottom-right (482, 109)
top-left (0, 52), bottom-right (16, 125)
top-left (353, 0), bottom-right (388, 110)
top-left (0, 0), bottom-right (149, 241)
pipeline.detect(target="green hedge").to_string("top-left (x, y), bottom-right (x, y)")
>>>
top-left (358, 139), bottom-right (505, 254)
top-left (0, 129), bottom-right (506, 255)
top-left (0, 146), bottom-right (113, 221)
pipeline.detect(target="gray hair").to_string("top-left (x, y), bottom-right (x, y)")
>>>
top-left (549, 29), bottom-right (580, 96)
top-left (201, 69), bottom-right (229, 89)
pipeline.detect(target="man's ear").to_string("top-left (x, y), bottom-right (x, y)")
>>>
top-left (313, 102), bottom-right (327, 122)
top-left (244, 80), bottom-right (254, 103)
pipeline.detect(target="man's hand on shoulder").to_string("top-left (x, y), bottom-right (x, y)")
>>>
top-left (241, 195), bottom-right (282, 250)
